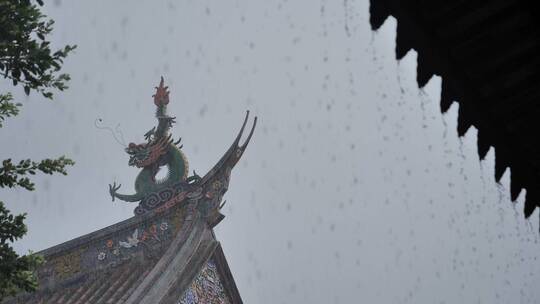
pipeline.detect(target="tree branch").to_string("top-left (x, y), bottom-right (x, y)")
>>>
top-left (0, 157), bottom-right (75, 191)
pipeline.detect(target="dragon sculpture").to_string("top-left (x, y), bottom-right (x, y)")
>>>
top-left (109, 77), bottom-right (256, 219)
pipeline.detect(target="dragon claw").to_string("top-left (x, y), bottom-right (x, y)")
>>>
top-left (109, 182), bottom-right (122, 201)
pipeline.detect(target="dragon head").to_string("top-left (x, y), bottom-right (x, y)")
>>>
top-left (125, 135), bottom-right (171, 168)
top-left (123, 77), bottom-right (176, 168)
top-left (125, 143), bottom-right (150, 167)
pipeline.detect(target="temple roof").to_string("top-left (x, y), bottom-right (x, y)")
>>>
top-left (4, 205), bottom-right (240, 304)
top-left (369, 0), bottom-right (540, 218)
top-left (3, 110), bottom-right (256, 304)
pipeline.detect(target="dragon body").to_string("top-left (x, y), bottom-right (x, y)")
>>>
top-left (109, 77), bottom-right (257, 217)
top-left (109, 77), bottom-right (256, 217)
top-left (109, 78), bottom-right (198, 214)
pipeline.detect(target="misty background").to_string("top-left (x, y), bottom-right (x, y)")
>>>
top-left (1, 1), bottom-right (539, 303)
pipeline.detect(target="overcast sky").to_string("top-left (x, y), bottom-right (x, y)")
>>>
top-left (1, 1), bottom-right (539, 303)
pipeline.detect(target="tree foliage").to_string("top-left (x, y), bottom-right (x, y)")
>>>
top-left (0, 0), bottom-right (76, 300)
top-left (0, 0), bottom-right (76, 97)
top-left (0, 202), bottom-right (44, 299)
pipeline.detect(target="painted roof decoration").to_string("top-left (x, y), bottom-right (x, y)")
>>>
top-left (4, 78), bottom-right (255, 304)
top-left (369, 0), bottom-right (540, 220)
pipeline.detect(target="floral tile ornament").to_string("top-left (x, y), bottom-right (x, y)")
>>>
top-left (97, 252), bottom-right (107, 261)
top-left (97, 219), bottom-right (175, 262)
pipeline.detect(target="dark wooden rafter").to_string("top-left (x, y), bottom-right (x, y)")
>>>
top-left (370, 0), bottom-right (540, 218)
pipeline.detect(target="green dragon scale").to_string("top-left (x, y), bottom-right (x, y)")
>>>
top-left (109, 77), bottom-right (256, 217)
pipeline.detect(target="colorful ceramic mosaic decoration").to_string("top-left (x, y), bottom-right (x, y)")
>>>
top-left (179, 260), bottom-right (231, 304)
